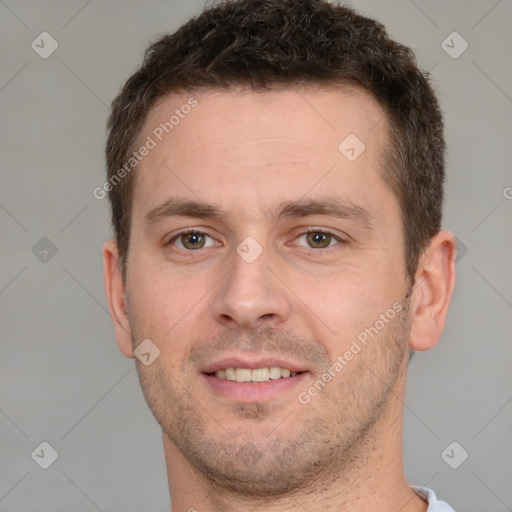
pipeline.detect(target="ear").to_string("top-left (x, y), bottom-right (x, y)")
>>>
top-left (103, 239), bottom-right (134, 358)
top-left (408, 231), bottom-right (457, 351)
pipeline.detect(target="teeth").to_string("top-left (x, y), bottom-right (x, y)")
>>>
top-left (251, 368), bottom-right (270, 382)
top-left (269, 366), bottom-right (282, 379)
top-left (235, 368), bottom-right (252, 382)
top-left (214, 367), bottom-right (299, 382)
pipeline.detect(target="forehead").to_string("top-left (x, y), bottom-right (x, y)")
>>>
top-left (141, 85), bottom-right (387, 154)
top-left (132, 86), bottom-right (393, 218)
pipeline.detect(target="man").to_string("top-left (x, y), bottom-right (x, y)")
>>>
top-left (102, 1), bottom-right (457, 510)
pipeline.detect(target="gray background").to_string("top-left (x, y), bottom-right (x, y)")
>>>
top-left (1, 0), bottom-right (511, 511)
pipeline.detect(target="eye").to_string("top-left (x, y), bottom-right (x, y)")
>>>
top-left (170, 231), bottom-right (217, 250)
top-left (295, 231), bottom-right (341, 249)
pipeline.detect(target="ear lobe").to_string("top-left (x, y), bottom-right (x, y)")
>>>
top-left (103, 239), bottom-right (134, 358)
top-left (408, 231), bottom-right (457, 351)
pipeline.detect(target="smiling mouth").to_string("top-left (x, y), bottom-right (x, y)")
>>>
top-left (207, 367), bottom-right (304, 383)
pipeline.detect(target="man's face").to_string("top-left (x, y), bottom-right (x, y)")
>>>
top-left (123, 87), bottom-right (413, 495)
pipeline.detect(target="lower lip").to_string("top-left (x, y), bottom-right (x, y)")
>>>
top-left (202, 372), bottom-right (309, 402)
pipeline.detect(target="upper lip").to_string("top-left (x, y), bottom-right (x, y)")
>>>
top-left (201, 355), bottom-right (310, 374)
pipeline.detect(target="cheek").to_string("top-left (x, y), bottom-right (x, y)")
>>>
top-left (127, 264), bottom-right (187, 339)
top-left (126, 257), bottom-right (216, 360)
top-left (292, 264), bottom-right (404, 347)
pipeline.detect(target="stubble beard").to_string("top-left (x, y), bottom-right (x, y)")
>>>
top-left (131, 293), bottom-right (412, 499)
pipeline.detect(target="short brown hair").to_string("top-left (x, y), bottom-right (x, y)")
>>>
top-left (106, 0), bottom-right (445, 284)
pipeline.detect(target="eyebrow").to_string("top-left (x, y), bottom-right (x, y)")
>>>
top-left (276, 198), bottom-right (375, 230)
top-left (145, 199), bottom-right (225, 227)
top-left (144, 197), bottom-right (375, 230)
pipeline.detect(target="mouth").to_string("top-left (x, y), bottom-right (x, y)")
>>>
top-left (207, 366), bottom-right (302, 382)
top-left (201, 357), bottom-right (310, 402)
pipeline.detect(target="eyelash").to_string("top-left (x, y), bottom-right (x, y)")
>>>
top-left (166, 228), bottom-right (345, 252)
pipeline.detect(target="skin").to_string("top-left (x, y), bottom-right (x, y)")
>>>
top-left (103, 86), bottom-right (457, 512)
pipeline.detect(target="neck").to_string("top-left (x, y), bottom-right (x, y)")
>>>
top-left (163, 369), bottom-right (428, 512)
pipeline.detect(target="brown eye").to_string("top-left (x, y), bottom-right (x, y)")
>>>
top-left (305, 231), bottom-right (334, 248)
top-left (180, 232), bottom-right (206, 250)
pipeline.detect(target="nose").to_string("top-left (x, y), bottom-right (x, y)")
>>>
top-left (211, 246), bottom-right (292, 329)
